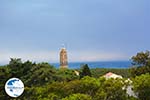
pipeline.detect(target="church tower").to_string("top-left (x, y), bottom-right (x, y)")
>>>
top-left (60, 47), bottom-right (68, 69)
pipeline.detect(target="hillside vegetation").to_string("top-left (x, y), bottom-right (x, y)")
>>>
top-left (0, 51), bottom-right (150, 100)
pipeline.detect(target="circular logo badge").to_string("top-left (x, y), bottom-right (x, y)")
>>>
top-left (5, 78), bottom-right (24, 98)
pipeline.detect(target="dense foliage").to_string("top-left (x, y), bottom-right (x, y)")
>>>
top-left (130, 51), bottom-right (150, 77)
top-left (132, 73), bottom-right (150, 100)
top-left (15, 76), bottom-right (131, 100)
top-left (91, 68), bottom-right (131, 78)
top-left (0, 58), bottom-right (79, 99)
top-left (80, 64), bottom-right (91, 78)
top-left (0, 50), bottom-right (150, 100)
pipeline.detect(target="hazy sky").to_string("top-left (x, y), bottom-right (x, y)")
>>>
top-left (0, 0), bottom-right (149, 64)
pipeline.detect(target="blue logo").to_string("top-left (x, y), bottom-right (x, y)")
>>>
top-left (5, 78), bottom-right (24, 98)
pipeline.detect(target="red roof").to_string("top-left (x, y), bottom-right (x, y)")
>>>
top-left (105, 72), bottom-right (114, 77)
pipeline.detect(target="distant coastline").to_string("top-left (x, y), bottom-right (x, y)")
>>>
top-left (51, 61), bottom-right (132, 69)
top-left (0, 60), bottom-right (132, 69)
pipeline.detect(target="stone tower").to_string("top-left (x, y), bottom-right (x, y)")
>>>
top-left (60, 47), bottom-right (68, 69)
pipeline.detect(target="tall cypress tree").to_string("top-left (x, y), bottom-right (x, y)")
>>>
top-left (80, 64), bottom-right (91, 78)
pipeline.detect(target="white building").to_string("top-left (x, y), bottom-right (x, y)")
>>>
top-left (103, 72), bottom-right (123, 79)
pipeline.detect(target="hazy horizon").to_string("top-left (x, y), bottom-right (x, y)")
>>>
top-left (0, 59), bottom-right (131, 67)
top-left (0, 0), bottom-right (149, 64)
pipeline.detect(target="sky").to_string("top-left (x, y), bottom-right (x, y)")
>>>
top-left (0, 0), bottom-right (150, 64)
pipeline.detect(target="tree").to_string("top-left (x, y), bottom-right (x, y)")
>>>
top-left (8, 58), bottom-right (22, 77)
top-left (62, 93), bottom-right (92, 100)
top-left (132, 51), bottom-right (150, 66)
top-left (131, 51), bottom-right (150, 77)
top-left (63, 79), bottom-right (82, 96)
top-left (21, 82), bottom-right (64, 100)
top-left (0, 66), bottom-right (11, 100)
top-left (80, 64), bottom-right (91, 78)
top-left (25, 62), bottom-right (56, 86)
top-left (95, 78), bottom-right (127, 100)
top-left (55, 69), bottom-right (79, 82)
top-left (132, 73), bottom-right (150, 100)
top-left (80, 76), bottom-right (100, 96)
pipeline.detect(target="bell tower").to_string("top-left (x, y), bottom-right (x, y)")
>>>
top-left (60, 46), bottom-right (68, 69)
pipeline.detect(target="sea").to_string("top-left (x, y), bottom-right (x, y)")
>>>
top-left (51, 61), bottom-right (132, 69)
